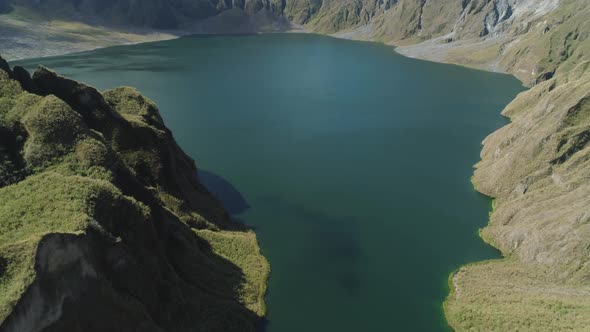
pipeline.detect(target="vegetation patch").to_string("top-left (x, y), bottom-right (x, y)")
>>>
top-left (0, 61), bottom-right (268, 331)
top-left (196, 229), bottom-right (270, 316)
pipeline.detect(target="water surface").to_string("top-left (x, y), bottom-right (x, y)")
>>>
top-left (18, 34), bottom-right (524, 331)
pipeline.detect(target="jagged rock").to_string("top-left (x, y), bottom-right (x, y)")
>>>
top-left (0, 55), bottom-right (13, 78)
top-left (32, 66), bottom-right (122, 124)
top-left (12, 66), bottom-right (38, 94)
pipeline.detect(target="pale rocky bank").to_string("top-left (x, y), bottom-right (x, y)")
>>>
top-left (1, 0), bottom-right (590, 331)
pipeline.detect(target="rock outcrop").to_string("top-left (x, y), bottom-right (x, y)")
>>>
top-left (0, 57), bottom-right (269, 332)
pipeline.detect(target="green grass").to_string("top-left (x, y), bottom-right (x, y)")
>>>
top-left (21, 95), bottom-right (86, 167)
top-left (0, 65), bottom-right (269, 329)
top-left (103, 87), bottom-right (165, 127)
top-left (0, 240), bottom-right (37, 321)
top-left (196, 229), bottom-right (270, 316)
top-left (0, 171), bottom-right (124, 321)
top-left (445, 259), bottom-right (590, 331)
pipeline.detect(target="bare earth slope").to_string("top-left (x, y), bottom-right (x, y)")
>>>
top-left (1, 0), bottom-right (590, 331)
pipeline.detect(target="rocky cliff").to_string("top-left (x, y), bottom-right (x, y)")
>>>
top-left (0, 57), bottom-right (269, 332)
top-left (1, 0), bottom-right (590, 331)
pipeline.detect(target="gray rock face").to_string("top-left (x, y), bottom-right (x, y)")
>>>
top-left (482, 0), bottom-right (513, 36)
top-left (12, 66), bottom-right (37, 93)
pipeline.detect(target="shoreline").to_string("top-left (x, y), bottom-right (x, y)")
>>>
top-left (5, 29), bottom-right (526, 332)
top-left (442, 192), bottom-right (503, 331)
top-left (5, 21), bottom-right (517, 80)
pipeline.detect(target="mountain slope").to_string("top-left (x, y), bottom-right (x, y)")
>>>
top-left (0, 57), bottom-right (269, 332)
top-left (446, 3), bottom-right (590, 329)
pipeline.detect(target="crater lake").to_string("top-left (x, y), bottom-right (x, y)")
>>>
top-left (17, 33), bottom-right (524, 332)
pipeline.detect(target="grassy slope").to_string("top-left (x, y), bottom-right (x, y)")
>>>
top-left (0, 66), bottom-right (269, 330)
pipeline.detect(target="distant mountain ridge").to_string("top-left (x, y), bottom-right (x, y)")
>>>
top-left (0, 0), bottom-right (527, 33)
top-left (3, 0), bottom-right (286, 28)
top-left (0, 0), bottom-right (571, 84)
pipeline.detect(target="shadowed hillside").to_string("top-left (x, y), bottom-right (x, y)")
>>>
top-left (0, 56), bottom-right (269, 332)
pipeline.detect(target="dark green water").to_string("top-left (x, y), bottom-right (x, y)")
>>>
top-left (17, 34), bottom-right (524, 331)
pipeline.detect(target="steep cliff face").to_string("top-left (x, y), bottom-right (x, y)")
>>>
top-left (285, 0), bottom-right (395, 32)
top-left (0, 58), bottom-right (269, 332)
top-left (386, 0), bottom-right (565, 83)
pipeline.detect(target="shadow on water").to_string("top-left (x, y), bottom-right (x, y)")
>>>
top-left (16, 41), bottom-right (189, 73)
top-left (257, 319), bottom-right (270, 332)
top-left (259, 195), bottom-right (366, 295)
top-left (198, 170), bottom-right (366, 330)
top-left (199, 170), bottom-right (251, 216)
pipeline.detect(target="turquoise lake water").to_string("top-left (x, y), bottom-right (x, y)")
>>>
top-left (18, 34), bottom-right (524, 331)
